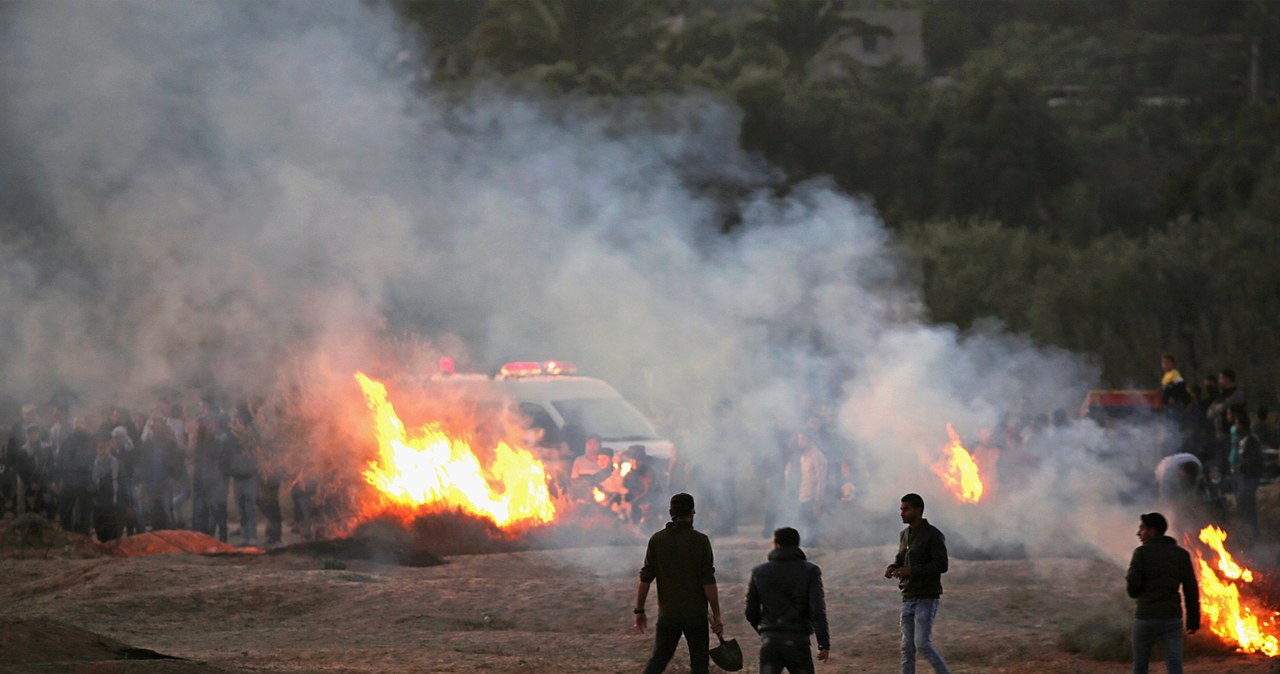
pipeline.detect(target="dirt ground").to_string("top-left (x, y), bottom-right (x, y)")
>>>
top-left (3, 514), bottom-right (1279, 674)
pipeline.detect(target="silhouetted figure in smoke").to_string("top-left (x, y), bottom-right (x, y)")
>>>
top-left (633, 493), bottom-right (723, 674)
top-left (745, 526), bottom-right (830, 671)
top-left (884, 493), bottom-right (950, 674)
top-left (109, 426), bottom-right (141, 536)
top-left (20, 424), bottom-right (56, 520)
top-left (1206, 368), bottom-right (1244, 475)
top-left (759, 417), bottom-right (792, 538)
top-left (191, 397), bottom-right (231, 542)
top-left (787, 432), bottom-right (827, 546)
top-left (139, 414), bottom-right (184, 530)
top-left (89, 432), bottom-right (121, 542)
top-left (256, 444), bottom-right (285, 545)
top-left (3, 403), bottom-right (40, 515)
top-left (1229, 409), bottom-right (1263, 539)
top-left (707, 398), bottom-right (739, 536)
top-left (57, 416), bottom-right (97, 535)
top-left (228, 404), bottom-right (259, 546)
top-left (1126, 512), bottom-right (1198, 674)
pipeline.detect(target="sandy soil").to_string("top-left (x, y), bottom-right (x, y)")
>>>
top-left (2, 516), bottom-right (1278, 674)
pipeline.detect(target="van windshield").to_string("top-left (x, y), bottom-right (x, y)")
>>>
top-left (552, 398), bottom-right (660, 441)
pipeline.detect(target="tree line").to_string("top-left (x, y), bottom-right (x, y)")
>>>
top-left (393, 0), bottom-right (1280, 403)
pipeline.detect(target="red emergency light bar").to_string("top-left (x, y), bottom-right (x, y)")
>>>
top-left (542, 360), bottom-right (576, 375)
top-left (497, 360), bottom-right (578, 378)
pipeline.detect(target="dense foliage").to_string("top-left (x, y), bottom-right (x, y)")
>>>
top-left (394, 0), bottom-right (1280, 402)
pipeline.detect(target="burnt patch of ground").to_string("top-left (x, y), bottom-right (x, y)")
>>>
top-left (271, 509), bottom-right (646, 566)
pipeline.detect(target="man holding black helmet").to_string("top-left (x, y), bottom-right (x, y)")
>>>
top-left (633, 492), bottom-right (723, 674)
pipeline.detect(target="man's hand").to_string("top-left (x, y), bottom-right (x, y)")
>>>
top-left (884, 564), bottom-right (897, 579)
top-left (709, 613), bottom-right (724, 636)
top-left (817, 647), bottom-right (830, 661)
top-left (633, 613), bottom-right (647, 633)
top-left (891, 566), bottom-right (912, 579)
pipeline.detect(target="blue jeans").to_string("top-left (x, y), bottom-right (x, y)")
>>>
top-left (643, 615), bottom-right (709, 674)
top-left (760, 636), bottom-right (814, 674)
top-left (901, 598), bottom-right (950, 674)
top-left (1132, 618), bottom-right (1184, 674)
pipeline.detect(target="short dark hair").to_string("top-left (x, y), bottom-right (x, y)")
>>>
top-left (773, 527), bottom-right (800, 548)
top-left (1161, 353), bottom-right (1175, 363)
top-left (1220, 368), bottom-right (1237, 383)
top-left (669, 492), bottom-right (695, 518)
top-left (1140, 512), bottom-right (1168, 534)
top-left (901, 493), bottom-right (924, 510)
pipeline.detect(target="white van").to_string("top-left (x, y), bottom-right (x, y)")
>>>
top-left (425, 360), bottom-right (675, 466)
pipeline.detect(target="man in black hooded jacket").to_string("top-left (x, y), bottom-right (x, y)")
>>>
top-left (1126, 512), bottom-right (1199, 674)
top-left (745, 526), bottom-right (830, 673)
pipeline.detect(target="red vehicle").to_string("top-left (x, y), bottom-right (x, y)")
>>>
top-left (1080, 390), bottom-right (1163, 420)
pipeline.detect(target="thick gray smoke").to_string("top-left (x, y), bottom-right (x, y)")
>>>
top-left (0, 0), bottom-right (1161, 561)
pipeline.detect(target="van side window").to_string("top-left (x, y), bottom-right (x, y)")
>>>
top-left (519, 403), bottom-right (560, 446)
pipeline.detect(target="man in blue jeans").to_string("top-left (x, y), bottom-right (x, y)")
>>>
top-left (1126, 512), bottom-right (1199, 674)
top-left (884, 493), bottom-right (950, 674)
top-left (634, 493), bottom-right (723, 673)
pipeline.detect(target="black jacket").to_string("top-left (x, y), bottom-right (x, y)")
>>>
top-left (745, 547), bottom-right (829, 650)
top-left (1126, 535), bottom-right (1200, 630)
top-left (639, 520), bottom-right (716, 618)
top-left (892, 519), bottom-right (948, 599)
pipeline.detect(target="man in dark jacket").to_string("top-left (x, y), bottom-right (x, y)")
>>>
top-left (1126, 512), bottom-right (1199, 674)
top-left (633, 492), bottom-right (723, 674)
top-left (884, 493), bottom-right (950, 674)
top-left (745, 526), bottom-right (829, 673)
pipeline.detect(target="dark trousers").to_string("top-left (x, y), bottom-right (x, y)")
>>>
top-left (643, 615), bottom-right (709, 674)
top-left (59, 486), bottom-right (92, 535)
top-left (257, 476), bottom-right (283, 543)
top-left (93, 504), bottom-right (119, 542)
top-left (1236, 474), bottom-right (1260, 536)
top-left (760, 637), bottom-right (815, 674)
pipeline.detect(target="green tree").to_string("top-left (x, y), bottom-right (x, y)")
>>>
top-left (472, 0), bottom-right (665, 80)
top-left (742, 0), bottom-right (887, 81)
top-left (927, 65), bottom-right (1080, 228)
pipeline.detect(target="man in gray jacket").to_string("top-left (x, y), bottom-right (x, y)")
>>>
top-left (1126, 512), bottom-right (1199, 674)
top-left (745, 526), bottom-right (829, 672)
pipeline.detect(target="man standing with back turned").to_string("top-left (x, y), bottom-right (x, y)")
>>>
top-left (1126, 512), bottom-right (1199, 674)
top-left (634, 492), bottom-right (723, 674)
top-left (746, 526), bottom-right (830, 673)
top-left (884, 493), bottom-right (951, 674)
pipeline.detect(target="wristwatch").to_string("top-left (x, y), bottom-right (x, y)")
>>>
top-left (633, 608), bottom-right (645, 614)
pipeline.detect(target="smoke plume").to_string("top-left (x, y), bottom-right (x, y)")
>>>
top-left (0, 0), bottom-right (1166, 561)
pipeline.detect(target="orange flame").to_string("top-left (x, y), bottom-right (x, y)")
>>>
top-left (932, 424), bottom-right (984, 503)
top-left (355, 372), bottom-right (556, 528)
top-left (1190, 525), bottom-right (1280, 656)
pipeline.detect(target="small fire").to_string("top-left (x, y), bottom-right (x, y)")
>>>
top-left (932, 424), bottom-right (984, 503)
top-left (355, 372), bottom-right (556, 528)
top-left (1190, 525), bottom-right (1280, 656)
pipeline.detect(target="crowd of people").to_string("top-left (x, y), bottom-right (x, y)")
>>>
top-left (0, 396), bottom-right (343, 547)
top-left (1154, 354), bottom-right (1272, 539)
